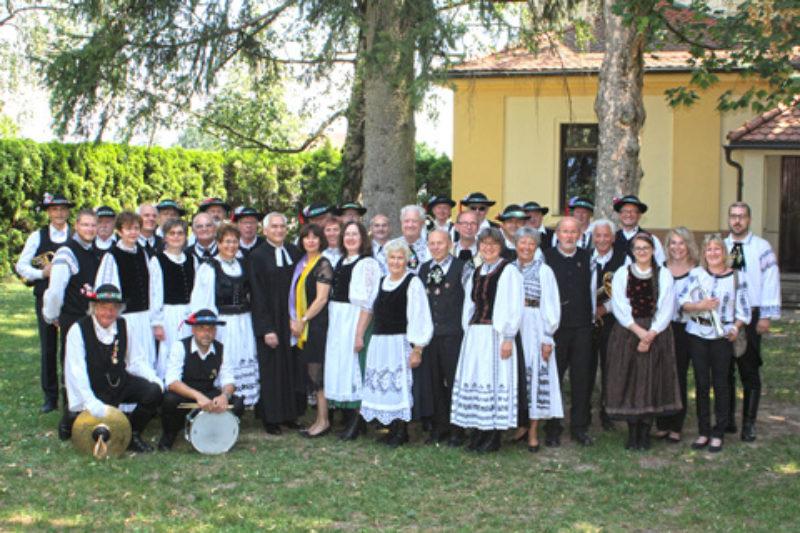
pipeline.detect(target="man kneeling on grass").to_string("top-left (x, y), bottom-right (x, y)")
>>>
top-left (63, 284), bottom-right (163, 452)
top-left (158, 309), bottom-right (244, 451)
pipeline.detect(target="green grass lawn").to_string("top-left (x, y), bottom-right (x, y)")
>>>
top-left (1, 278), bottom-right (798, 532)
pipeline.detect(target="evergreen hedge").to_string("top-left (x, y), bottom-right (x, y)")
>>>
top-left (0, 139), bottom-right (450, 276)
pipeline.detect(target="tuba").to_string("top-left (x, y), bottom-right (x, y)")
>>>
top-left (20, 251), bottom-right (55, 286)
top-left (689, 285), bottom-right (725, 338)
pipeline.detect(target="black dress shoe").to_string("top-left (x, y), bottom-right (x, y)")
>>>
top-left (477, 431), bottom-right (501, 454)
top-left (58, 417), bottom-right (73, 441)
top-left (157, 433), bottom-right (175, 451)
top-left (386, 421), bottom-right (409, 448)
top-left (40, 399), bottom-right (58, 414)
top-left (527, 444), bottom-right (540, 453)
top-left (127, 433), bottom-right (154, 453)
top-left (571, 431), bottom-right (593, 446)
top-left (545, 435), bottom-right (561, 447)
top-left (741, 423), bottom-right (756, 442)
top-left (466, 430), bottom-right (484, 452)
top-left (302, 426), bottom-right (331, 439)
top-left (447, 429), bottom-right (466, 448)
top-left (264, 423), bottom-right (282, 435)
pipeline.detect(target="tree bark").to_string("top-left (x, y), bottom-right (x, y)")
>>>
top-left (341, 5), bottom-right (367, 204)
top-left (594, 0), bottom-right (647, 220)
top-left (361, 0), bottom-right (416, 234)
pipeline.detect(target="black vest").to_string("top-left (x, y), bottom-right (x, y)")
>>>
top-left (212, 259), bottom-right (250, 314)
top-left (110, 246), bottom-right (150, 313)
top-left (239, 237), bottom-right (265, 259)
top-left (419, 258), bottom-right (465, 336)
top-left (33, 227), bottom-right (73, 295)
top-left (469, 260), bottom-right (511, 325)
top-left (330, 256), bottom-right (364, 303)
top-left (373, 275), bottom-right (414, 335)
top-left (180, 337), bottom-right (223, 393)
top-left (141, 234), bottom-right (163, 259)
top-left (538, 228), bottom-right (555, 251)
top-left (61, 240), bottom-right (101, 319)
top-left (545, 247), bottom-right (593, 328)
top-left (79, 316), bottom-right (129, 404)
top-left (155, 253), bottom-right (195, 305)
top-left (613, 229), bottom-right (636, 260)
top-left (596, 250), bottom-right (627, 309)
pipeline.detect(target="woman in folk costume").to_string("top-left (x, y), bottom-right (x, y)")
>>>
top-left (606, 231), bottom-right (681, 451)
top-left (654, 226), bottom-right (699, 443)
top-left (509, 227), bottom-right (562, 453)
top-left (324, 221), bottom-right (381, 441)
top-left (289, 224), bottom-right (334, 438)
top-left (451, 227), bottom-right (524, 454)
top-left (95, 211), bottom-right (158, 382)
top-left (149, 218), bottom-right (194, 381)
top-left (680, 234), bottom-right (750, 453)
top-left (361, 240), bottom-right (433, 447)
top-left (190, 223), bottom-right (259, 406)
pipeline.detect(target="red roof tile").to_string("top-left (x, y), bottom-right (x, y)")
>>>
top-left (727, 99), bottom-right (800, 144)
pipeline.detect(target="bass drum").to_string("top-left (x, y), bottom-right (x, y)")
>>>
top-left (185, 409), bottom-right (239, 454)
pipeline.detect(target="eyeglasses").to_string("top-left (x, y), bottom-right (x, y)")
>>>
top-left (729, 214), bottom-right (749, 220)
top-left (632, 246), bottom-right (652, 253)
top-left (469, 205), bottom-right (487, 212)
top-left (458, 221), bottom-right (478, 227)
top-left (195, 223), bottom-right (214, 229)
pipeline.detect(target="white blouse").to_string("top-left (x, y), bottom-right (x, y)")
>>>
top-left (148, 252), bottom-right (188, 327)
top-left (344, 255), bottom-right (381, 312)
top-left (679, 267), bottom-right (751, 339)
top-left (611, 265), bottom-right (675, 334)
top-left (190, 258), bottom-right (242, 315)
top-left (461, 260), bottom-right (524, 338)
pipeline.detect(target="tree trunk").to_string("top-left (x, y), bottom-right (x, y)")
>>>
top-left (594, 0), bottom-right (647, 220)
top-left (361, 0), bottom-right (416, 234)
top-left (341, 8), bottom-right (367, 204)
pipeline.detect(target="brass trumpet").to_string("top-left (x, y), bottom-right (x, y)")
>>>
top-left (20, 251), bottom-right (54, 286)
top-left (596, 271), bottom-right (614, 306)
top-left (689, 285), bottom-right (725, 338)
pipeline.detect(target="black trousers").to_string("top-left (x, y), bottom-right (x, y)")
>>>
top-left (546, 325), bottom-right (594, 436)
top-left (161, 389), bottom-right (245, 436)
top-left (95, 375), bottom-right (163, 433)
top-left (657, 321), bottom-right (691, 433)
top-left (421, 333), bottom-right (462, 429)
top-left (58, 313), bottom-right (83, 395)
top-left (690, 335), bottom-right (732, 439)
top-left (728, 307), bottom-right (763, 414)
top-left (35, 294), bottom-right (60, 403)
top-left (591, 313), bottom-right (616, 423)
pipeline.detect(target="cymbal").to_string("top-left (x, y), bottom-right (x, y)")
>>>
top-left (72, 406), bottom-right (132, 458)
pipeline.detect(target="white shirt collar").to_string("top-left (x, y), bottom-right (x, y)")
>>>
top-left (49, 224), bottom-right (69, 241)
top-left (268, 241), bottom-right (293, 267)
top-left (191, 337), bottom-right (216, 360)
top-left (91, 315), bottom-right (118, 344)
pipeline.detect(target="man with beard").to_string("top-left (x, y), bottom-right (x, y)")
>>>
top-left (249, 212), bottom-right (305, 434)
top-left (94, 206), bottom-right (117, 253)
top-left (724, 202), bottom-right (781, 442)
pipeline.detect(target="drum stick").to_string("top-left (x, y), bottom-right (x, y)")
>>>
top-left (178, 402), bottom-right (235, 410)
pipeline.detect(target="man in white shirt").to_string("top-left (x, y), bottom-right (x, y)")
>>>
top-left (16, 192), bottom-right (74, 414)
top-left (370, 214), bottom-right (392, 276)
top-left (425, 196), bottom-right (457, 241)
top-left (612, 195), bottom-right (665, 264)
top-left (725, 201), bottom-right (781, 442)
top-left (451, 210), bottom-right (479, 264)
top-left (94, 205), bottom-right (117, 252)
top-left (137, 203), bottom-right (161, 257)
top-left (390, 205), bottom-right (430, 275)
top-left (459, 192), bottom-right (498, 232)
top-left (158, 309), bottom-right (244, 451)
top-left (62, 284), bottom-right (163, 452)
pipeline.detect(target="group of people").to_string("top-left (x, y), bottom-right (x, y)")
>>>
top-left (16, 190), bottom-right (781, 454)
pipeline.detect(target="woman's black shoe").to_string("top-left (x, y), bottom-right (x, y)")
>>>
top-left (625, 422), bottom-right (637, 450)
top-left (386, 421), bottom-right (409, 448)
top-left (478, 430), bottom-right (501, 454)
top-left (263, 423), bottom-right (282, 435)
top-left (466, 430), bottom-right (483, 452)
top-left (637, 421), bottom-right (651, 451)
top-left (339, 413), bottom-right (364, 442)
top-left (527, 444), bottom-right (540, 453)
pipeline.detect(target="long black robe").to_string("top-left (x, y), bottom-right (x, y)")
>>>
top-left (249, 240), bottom-right (306, 424)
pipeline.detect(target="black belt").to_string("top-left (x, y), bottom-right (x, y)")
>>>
top-left (217, 305), bottom-right (249, 315)
top-left (525, 299), bottom-right (540, 308)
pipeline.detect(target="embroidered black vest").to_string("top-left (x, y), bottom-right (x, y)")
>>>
top-left (212, 259), bottom-right (250, 314)
top-left (419, 258), bottom-right (465, 336)
top-left (373, 275), bottom-right (414, 335)
top-left (79, 316), bottom-right (129, 403)
top-left (156, 253), bottom-right (195, 305)
top-left (469, 260), bottom-right (511, 325)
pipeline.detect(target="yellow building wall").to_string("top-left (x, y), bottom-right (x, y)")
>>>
top-left (452, 72), bottom-right (772, 232)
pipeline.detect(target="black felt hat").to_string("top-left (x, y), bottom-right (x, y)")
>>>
top-left (613, 195), bottom-right (648, 214)
top-left (198, 197), bottom-right (232, 214)
top-left (460, 192), bottom-right (496, 207)
top-left (185, 309), bottom-right (226, 326)
top-left (426, 196), bottom-right (456, 212)
top-left (300, 202), bottom-right (333, 224)
top-left (84, 284), bottom-right (126, 303)
top-left (522, 201), bottom-right (549, 216)
top-left (566, 196), bottom-right (595, 214)
top-left (496, 204), bottom-right (530, 221)
top-left (37, 192), bottom-right (76, 211)
top-left (156, 199), bottom-right (187, 216)
top-left (231, 206), bottom-right (265, 222)
top-left (333, 202), bottom-right (367, 216)
top-left (94, 205), bottom-right (117, 218)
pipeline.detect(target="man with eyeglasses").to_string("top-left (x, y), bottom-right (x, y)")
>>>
top-left (612, 195), bottom-right (665, 263)
top-left (186, 212), bottom-right (218, 266)
top-left (459, 192), bottom-right (499, 232)
top-left (724, 202), bottom-right (780, 442)
top-left (451, 210), bottom-right (479, 265)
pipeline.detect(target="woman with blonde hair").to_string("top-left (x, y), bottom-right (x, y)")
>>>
top-left (654, 226), bottom-right (699, 443)
top-left (679, 234), bottom-right (750, 453)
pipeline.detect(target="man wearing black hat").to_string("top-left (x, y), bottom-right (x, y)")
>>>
top-left (43, 209), bottom-right (101, 420)
top-left (16, 193), bottom-right (75, 414)
top-left (334, 202), bottom-right (367, 224)
top-left (459, 192), bottom-right (498, 232)
top-left (232, 206), bottom-right (265, 259)
top-left (94, 206), bottom-right (117, 253)
top-left (523, 201), bottom-right (554, 252)
top-left (612, 195), bottom-right (665, 263)
top-left (63, 284), bottom-right (163, 452)
top-left (301, 202), bottom-right (333, 226)
top-left (553, 196), bottom-right (594, 250)
top-left (497, 204), bottom-right (529, 259)
top-left (426, 196), bottom-right (457, 241)
top-left (158, 309), bottom-right (244, 451)
top-left (197, 197), bottom-right (232, 225)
